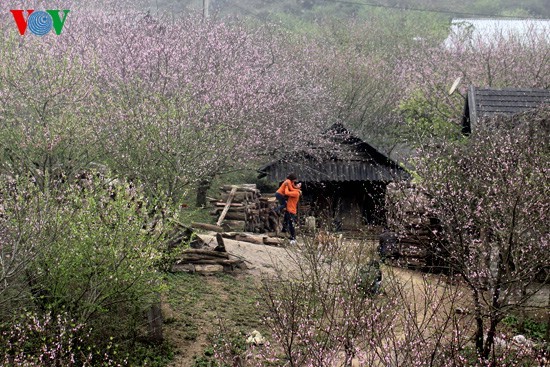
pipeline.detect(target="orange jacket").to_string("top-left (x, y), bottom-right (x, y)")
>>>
top-left (283, 183), bottom-right (301, 214)
top-left (276, 179), bottom-right (300, 196)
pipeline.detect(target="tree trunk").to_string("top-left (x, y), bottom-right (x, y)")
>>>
top-left (473, 290), bottom-right (485, 359)
top-left (483, 318), bottom-right (498, 361)
top-left (191, 221), bottom-right (228, 232)
top-left (546, 290), bottom-right (550, 343)
top-left (518, 286), bottom-right (528, 333)
top-left (196, 178), bottom-right (212, 207)
top-left (147, 295), bottom-right (163, 342)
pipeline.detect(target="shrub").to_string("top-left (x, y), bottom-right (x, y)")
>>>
top-left (0, 174), bottom-right (165, 364)
top-left (0, 310), bottom-right (123, 366)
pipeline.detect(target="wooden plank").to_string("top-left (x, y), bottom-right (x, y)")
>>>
top-left (211, 206), bottom-right (246, 213)
top-left (214, 202), bottom-right (245, 207)
top-left (217, 186), bottom-right (238, 226)
top-left (221, 232), bottom-right (265, 245)
top-left (220, 232), bottom-right (239, 239)
top-left (235, 234), bottom-right (264, 245)
top-left (263, 237), bottom-right (284, 246)
top-left (215, 233), bottom-right (226, 252)
top-left (191, 222), bottom-right (226, 233)
top-left (220, 192), bottom-right (250, 202)
top-left (221, 185), bottom-right (258, 193)
top-left (182, 249), bottom-right (230, 259)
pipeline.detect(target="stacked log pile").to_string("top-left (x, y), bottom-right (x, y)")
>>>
top-left (189, 184), bottom-right (289, 248)
top-left (172, 248), bottom-right (246, 273)
top-left (172, 234), bottom-right (246, 273)
top-left (386, 184), bottom-right (445, 269)
top-left (210, 184), bottom-right (281, 234)
top-left (221, 232), bottom-right (284, 246)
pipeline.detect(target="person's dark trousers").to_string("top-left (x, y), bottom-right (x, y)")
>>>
top-left (284, 212), bottom-right (297, 240)
top-left (274, 192), bottom-right (287, 213)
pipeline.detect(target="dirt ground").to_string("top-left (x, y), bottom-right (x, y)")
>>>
top-left (165, 233), bottom-right (439, 367)
top-left (166, 232), bottom-right (549, 367)
top-left (165, 232), bottom-right (294, 367)
top-left (197, 233), bottom-right (297, 277)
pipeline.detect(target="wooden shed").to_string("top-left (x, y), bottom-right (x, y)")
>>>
top-left (258, 123), bottom-right (410, 231)
top-left (462, 86), bottom-right (550, 134)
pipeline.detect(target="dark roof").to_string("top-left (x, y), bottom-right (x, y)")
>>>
top-left (258, 123), bottom-right (410, 182)
top-left (462, 86), bottom-right (550, 134)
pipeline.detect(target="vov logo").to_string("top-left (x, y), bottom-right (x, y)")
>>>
top-left (10, 10), bottom-right (70, 36)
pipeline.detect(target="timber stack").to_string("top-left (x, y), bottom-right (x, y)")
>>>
top-left (172, 248), bottom-right (246, 273)
top-left (385, 184), bottom-right (446, 269)
top-left (210, 184), bottom-right (280, 234)
top-left (172, 233), bottom-right (246, 273)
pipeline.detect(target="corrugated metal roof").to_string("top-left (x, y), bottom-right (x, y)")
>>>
top-left (259, 124), bottom-right (410, 183)
top-left (463, 86), bottom-right (550, 133)
top-left (262, 161), bottom-right (408, 182)
top-left (474, 89), bottom-right (549, 115)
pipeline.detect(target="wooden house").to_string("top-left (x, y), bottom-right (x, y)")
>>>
top-left (258, 123), bottom-right (409, 231)
top-left (462, 86), bottom-right (550, 134)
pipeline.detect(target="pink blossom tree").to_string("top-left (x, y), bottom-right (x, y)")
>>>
top-left (81, 9), bottom-right (337, 201)
top-left (0, 8), bottom-right (98, 189)
top-left (388, 107), bottom-right (549, 362)
top-left (0, 2), bottom-right (338, 201)
top-left (214, 232), bottom-right (507, 366)
top-left (396, 23), bottom-right (549, 145)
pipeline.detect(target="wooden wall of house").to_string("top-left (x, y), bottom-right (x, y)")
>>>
top-left (298, 181), bottom-right (387, 230)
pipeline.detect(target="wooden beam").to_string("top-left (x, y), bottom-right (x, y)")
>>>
top-left (217, 186), bottom-right (238, 226)
top-left (182, 249), bottom-right (230, 259)
top-left (191, 222), bottom-right (227, 232)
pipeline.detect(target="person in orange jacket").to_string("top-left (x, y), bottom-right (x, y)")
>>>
top-left (274, 173), bottom-right (301, 214)
top-left (283, 178), bottom-right (301, 244)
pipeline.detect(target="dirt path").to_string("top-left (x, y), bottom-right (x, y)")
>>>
top-left (164, 275), bottom-right (235, 367)
top-left (165, 233), bottom-right (549, 367)
top-left (165, 233), bottom-right (453, 367)
top-left (197, 233), bottom-right (298, 277)
top-left (165, 233), bottom-right (435, 367)
top-left (166, 233), bottom-right (289, 367)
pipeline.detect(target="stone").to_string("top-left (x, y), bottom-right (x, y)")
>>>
top-left (195, 264), bottom-right (224, 273)
top-left (171, 263), bottom-right (195, 273)
top-left (494, 336), bottom-right (507, 349)
top-left (512, 335), bottom-right (531, 347)
top-left (304, 216), bottom-right (316, 231)
top-left (246, 330), bottom-right (265, 345)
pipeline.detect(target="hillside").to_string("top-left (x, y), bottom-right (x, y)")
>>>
top-left (143, 0), bottom-right (550, 19)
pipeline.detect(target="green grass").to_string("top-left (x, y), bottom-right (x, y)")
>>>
top-left (163, 272), bottom-right (266, 365)
top-left (503, 314), bottom-right (548, 341)
top-left (164, 272), bottom-right (212, 341)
